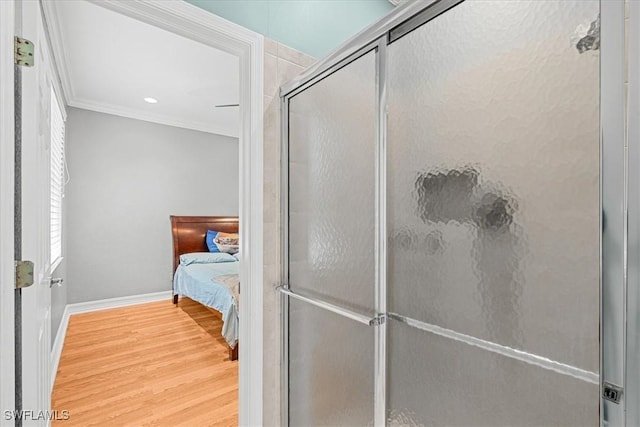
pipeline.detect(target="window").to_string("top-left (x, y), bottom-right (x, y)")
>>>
top-left (50, 88), bottom-right (65, 267)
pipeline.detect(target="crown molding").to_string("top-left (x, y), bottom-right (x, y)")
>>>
top-left (68, 96), bottom-right (239, 138)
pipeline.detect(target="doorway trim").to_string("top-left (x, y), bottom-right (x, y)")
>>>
top-left (42, 0), bottom-right (264, 424)
top-left (0, 0), bottom-right (16, 420)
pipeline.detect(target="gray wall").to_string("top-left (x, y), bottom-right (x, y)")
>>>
top-left (64, 107), bottom-right (238, 305)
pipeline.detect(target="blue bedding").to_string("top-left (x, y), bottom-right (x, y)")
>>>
top-left (173, 261), bottom-right (239, 348)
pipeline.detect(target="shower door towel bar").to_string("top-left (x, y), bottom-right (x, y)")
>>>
top-left (276, 285), bottom-right (385, 326)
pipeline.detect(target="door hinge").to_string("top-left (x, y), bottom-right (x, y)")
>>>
top-left (603, 382), bottom-right (623, 404)
top-left (14, 36), bottom-right (34, 67)
top-left (15, 260), bottom-right (34, 289)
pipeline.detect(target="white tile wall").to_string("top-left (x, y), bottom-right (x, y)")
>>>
top-left (263, 40), bottom-right (315, 426)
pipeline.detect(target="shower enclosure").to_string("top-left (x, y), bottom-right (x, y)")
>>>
top-left (278, 0), bottom-right (633, 425)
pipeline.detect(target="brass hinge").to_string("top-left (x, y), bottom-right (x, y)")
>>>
top-left (14, 37), bottom-right (34, 67)
top-left (15, 260), bottom-right (34, 289)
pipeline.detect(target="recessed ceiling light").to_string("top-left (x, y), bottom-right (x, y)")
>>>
top-left (144, 97), bottom-right (158, 104)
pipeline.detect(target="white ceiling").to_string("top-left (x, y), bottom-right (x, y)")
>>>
top-left (48, 0), bottom-right (240, 138)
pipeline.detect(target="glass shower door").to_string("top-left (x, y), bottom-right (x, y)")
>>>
top-left (283, 0), bottom-right (605, 425)
top-left (386, 0), bottom-right (600, 425)
top-left (286, 49), bottom-right (378, 426)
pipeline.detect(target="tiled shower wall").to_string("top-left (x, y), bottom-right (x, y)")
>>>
top-left (263, 38), bottom-right (315, 426)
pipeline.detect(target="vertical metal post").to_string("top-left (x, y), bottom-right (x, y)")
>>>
top-left (626, 0), bottom-right (640, 424)
top-left (280, 95), bottom-right (290, 427)
top-left (601, 0), bottom-right (627, 425)
top-left (374, 35), bottom-right (388, 427)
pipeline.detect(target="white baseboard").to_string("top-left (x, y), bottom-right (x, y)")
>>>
top-left (49, 290), bottom-right (172, 391)
top-left (65, 290), bottom-right (172, 315)
top-left (50, 305), bottom-right (69, 393)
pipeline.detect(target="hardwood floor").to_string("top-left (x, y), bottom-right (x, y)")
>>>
top-left (52, 298), bottom-right (238, 426)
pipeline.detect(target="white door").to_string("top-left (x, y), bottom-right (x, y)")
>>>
top-left (19, 0), bottom-right (53, 424)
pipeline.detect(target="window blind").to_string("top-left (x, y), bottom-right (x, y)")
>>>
top-left (50, 89), bottom-right (65, 266)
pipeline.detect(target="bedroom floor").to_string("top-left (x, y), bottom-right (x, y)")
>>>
top-left (51, 298), bottom-right (238, 426)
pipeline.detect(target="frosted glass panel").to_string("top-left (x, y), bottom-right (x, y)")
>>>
top-left (387, 319), bottom-right (599, 426)
top-left (388, 0), bottom-right (600, 372)
top-left (288, 51), bottom-right (376, 313)
top-left (288, 299), bottom-right (374, 426)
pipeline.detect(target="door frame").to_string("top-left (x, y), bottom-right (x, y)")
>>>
top-left (89, 2), bottom-right (265, 425)
top-left (0, 0), bottom-right (15, 421)
top-left (5, 0), bottom-right (265, 425)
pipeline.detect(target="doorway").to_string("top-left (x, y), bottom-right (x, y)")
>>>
top-left (2, 0), bottom-right (264, 425)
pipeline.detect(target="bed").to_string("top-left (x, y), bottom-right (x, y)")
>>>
top-left (170, 215), bottom-right (239, 361)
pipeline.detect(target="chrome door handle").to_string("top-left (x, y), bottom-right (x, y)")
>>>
top-left (50, 277), bottom-right (64, 288)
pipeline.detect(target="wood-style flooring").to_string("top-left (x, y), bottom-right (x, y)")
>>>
top-left (51, 298), bottom-right (238, 426)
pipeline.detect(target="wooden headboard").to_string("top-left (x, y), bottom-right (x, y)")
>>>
top-left (170, 215), bottom-right (239, 273)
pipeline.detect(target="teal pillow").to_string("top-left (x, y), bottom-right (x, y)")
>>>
top-left (180, 252), bottom-right (236, 266)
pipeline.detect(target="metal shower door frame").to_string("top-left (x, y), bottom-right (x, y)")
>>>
top-left (279, 38), bottom-right (387, 427)
top-left (279, 0), bottom-right (629, 426)
top-left (600, 1), bottom-right (627, 425)
top-left (625, 0), bottom-right (640, 424)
